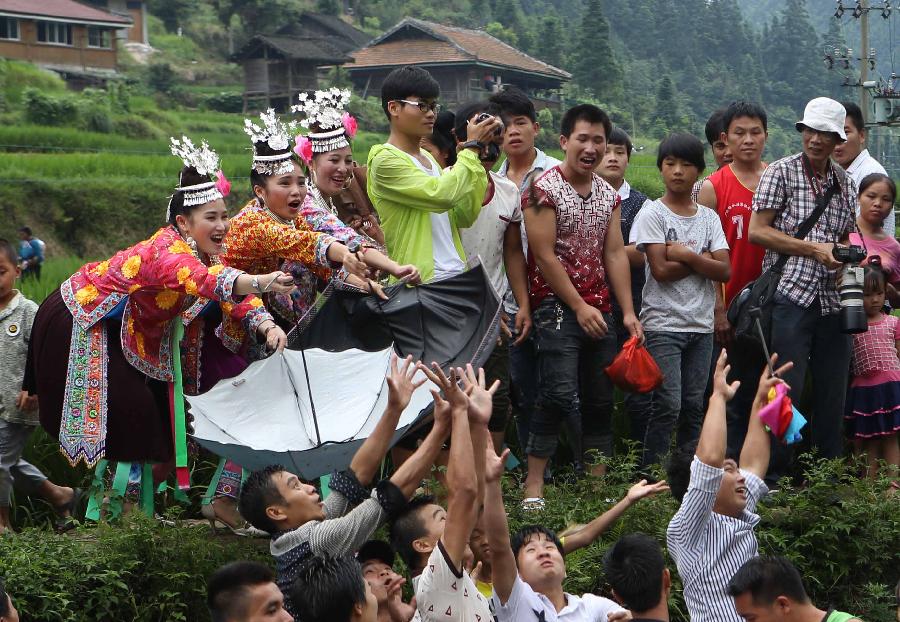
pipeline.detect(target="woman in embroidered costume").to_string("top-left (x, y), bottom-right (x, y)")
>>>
top-left (294, 88), bottom-right (420, 288)
top-left (222, 102), bottom-right (418, 330)
top-left (24, 137), bottom-right (294, 526)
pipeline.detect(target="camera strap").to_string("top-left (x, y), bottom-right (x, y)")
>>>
top-left (770, 158), bottom-right (841, 273)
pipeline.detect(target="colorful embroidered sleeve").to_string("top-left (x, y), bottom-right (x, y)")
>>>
top-left (152, 238), bottom-right (243, 304)
top-left (250, 209), bottom-right (335, 268)
top-left (216, 294), bottom-right (273, 352)
top-left (301, 193), bottom-right (370, 250)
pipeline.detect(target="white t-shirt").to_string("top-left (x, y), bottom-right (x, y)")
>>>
top-left (492, 575), bottom-right (626, 622)
top-left (460, 171), bottom-right (522, 299)
top-left (405, 152), bottom-right (467, 282)
top-left (630, 199), bottom-right (729, 333)
top-left (413, 541), bottom-right (493, 622)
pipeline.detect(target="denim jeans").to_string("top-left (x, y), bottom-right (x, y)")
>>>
top-left (0, 420), bottom-right (47, 507)
top-left (527, 298), bottom-right (617, 460)
top-left (767, 293), bottom-right (851, 482)
top-left (508, 311), bottom-right (539, 453)
top-left (641, 331), bottom-right (714, 468)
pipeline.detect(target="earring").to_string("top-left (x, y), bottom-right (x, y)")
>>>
top-left (342, 172), bottom-right (354, 191)
top-left (186, 236), bottom-right (198, 253)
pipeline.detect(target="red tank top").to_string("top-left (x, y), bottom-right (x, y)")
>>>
top-left (708, 164), bottom-right (766, 305)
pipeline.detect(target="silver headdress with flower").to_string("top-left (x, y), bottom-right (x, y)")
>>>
top-left (292, 88), bottom-right (357, 156)
top-left (244, 109), bottom-right (298, 176)
top-left (168, 136), bottom-right (228, 220)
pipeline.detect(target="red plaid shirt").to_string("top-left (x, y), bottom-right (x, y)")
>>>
top-left (752, 153), bottom-right (857, 315)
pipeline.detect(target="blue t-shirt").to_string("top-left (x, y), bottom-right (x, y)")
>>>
top-left (18, 239), bottom-right (44, 265)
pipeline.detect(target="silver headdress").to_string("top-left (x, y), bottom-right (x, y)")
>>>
top-left (244, 109), bottom-right (298, 176)
top-left (292, 88), bottom-right (356, 154)
top-left (168, 136), bottom-right (225, 220)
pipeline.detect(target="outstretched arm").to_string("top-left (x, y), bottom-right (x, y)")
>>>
top-left (389, 391), bottom-right (451, 497)
top-left (696, 351), bottom-right (740, 467)
top-left (562, 479), bottom-right (669, 554)
top-left (483, 441), bottom-right (517, 604)
top-left (350, 355), bottom-right (425, 486)
top-left (418, 364), bottom-right (478, 570)
top-left (740, 354), bottom-right (793, 479)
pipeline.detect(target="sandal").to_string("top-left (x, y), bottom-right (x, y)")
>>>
top-left (53, 487), bottom-right (84, 533)
top-left (201, 504), bottom-right (269, 538)
top-left (521, 497), bottom-right (545, 511)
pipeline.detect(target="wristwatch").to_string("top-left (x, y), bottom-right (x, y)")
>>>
top-left (460, 140), bottom-right (484, 152)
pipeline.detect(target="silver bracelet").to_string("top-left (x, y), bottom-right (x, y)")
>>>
top-left (251, 276), bottom-right (261, 293)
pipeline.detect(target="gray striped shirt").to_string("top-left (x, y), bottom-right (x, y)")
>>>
top-left (667, 457), bottom-right (768, 622)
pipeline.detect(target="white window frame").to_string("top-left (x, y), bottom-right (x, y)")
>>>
top-left (87, 26), bottom-right (112, 49)
top-left (0, 16), bottom-right (19, 40)
top-left (36, 21), bottom-right (74, 46)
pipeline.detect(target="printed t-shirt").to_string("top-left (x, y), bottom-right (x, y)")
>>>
top-left (413, 541), bottom-right (493, 622)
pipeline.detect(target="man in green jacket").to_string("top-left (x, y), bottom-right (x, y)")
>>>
top-left (367, 66), bottom-right (502, 283)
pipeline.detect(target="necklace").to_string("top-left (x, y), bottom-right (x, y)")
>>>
top-left (257, 199), bottom-right (296, 228)
top-left (310, 184), bottom-right (338, 217)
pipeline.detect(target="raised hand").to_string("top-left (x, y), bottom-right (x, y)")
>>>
top-left (418, 362), bottom-right (468, 413)
top-left (754, 353), bottom-right (793, 404)
top-left (386, 354), bottom-right (426, 412)
top-left (712, 350), bottom-right (740, 402)
top-left (625, 479), bottom-right (670, 503)
top-left (485, 438), bottom-right (510, 483)
top-left (459, 363), bottom-right (499, 427)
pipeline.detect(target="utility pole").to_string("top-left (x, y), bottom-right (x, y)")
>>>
top-left (859, 0), bottom-right (868, 114)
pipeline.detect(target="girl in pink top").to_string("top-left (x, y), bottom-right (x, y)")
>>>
top-left (845, 263), bottom-right (900, 480)
top-left (850, 173), bottom-right (900, 305)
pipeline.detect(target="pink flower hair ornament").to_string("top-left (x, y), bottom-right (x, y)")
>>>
top-left (215, 170), bottom-right (231, 197)
top-left (342, 112), bottom-right (358, 139)
top-left (294, 135), bottom-right (313, 164)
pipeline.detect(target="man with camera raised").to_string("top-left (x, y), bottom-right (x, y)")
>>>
top-left (748, 97), bottom-right (860, 484)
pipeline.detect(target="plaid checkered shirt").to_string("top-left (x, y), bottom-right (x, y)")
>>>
top-left (752, 153), bottom-right (858, 315)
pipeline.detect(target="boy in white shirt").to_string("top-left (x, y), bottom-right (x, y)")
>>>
top-left (630, 133), bottom-right (730, 469)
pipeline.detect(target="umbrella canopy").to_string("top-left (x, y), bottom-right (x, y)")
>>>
top-left (189, 265), bottom-right (500, 478)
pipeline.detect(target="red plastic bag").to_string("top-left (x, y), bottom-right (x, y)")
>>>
top-left (605, 336), bottom-right (663, 393)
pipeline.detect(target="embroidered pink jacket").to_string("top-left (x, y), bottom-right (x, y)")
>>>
top-left (61, 226), bottom-right (270, 383)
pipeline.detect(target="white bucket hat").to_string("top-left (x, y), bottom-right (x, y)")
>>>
top-left (795, 97), bottom-right (847, 141)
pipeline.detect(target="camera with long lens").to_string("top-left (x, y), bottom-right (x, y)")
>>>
top-left (833, 244), bottom-right (868, 334)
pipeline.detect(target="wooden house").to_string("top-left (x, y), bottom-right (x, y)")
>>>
top-left (345, 18), bottom-right (569, 110)
top-left (0, 0), bottom-right (131, 78)
top-left (84, 0), bottom-right (149, 45)
top-left (233, 13), bottom-right (371, 112)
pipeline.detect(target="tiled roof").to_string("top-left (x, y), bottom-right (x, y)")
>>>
top-left (346, 18), bottom-right (569, 80)
top-left (0, 0), bottom-right (131, 25)
top-left (232, 12), bottom-right (368, 63)
top-left (252, 35), bottom-right (352, 63)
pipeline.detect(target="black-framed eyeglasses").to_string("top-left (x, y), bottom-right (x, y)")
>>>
top-left (395, 99), bottom-right (442, 113)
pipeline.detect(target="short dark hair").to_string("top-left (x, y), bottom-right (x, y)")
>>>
top-left (723, 101), bottom-right (768, 134)
top-left (290, 555), bottom-right (367, 622)
top-left (657, 133), bottom-right (706, 173)
top-left (842, 101), bottom-right (865, 133)
top-left (0, 239), bottom-right (18, 266)
top-left (705, 108), bottom-right (728, 146)
top-left (380, 66), bottom-right (440, 120)
top-left (607, 126), bottom-right (634, 159)
top-left (667, 440), bottom-right (739, 501)
top-left (207, 561), bottom-right (276, 622)
top-left (858, 172), bottom-right (897, 203)
top-left (510, 525), bottom-right (565, 562)
top-left (604, 533), bottom-right (666, 612)
top-left (238, 465), bottom-right (287, 534)
top-left (727, 556), bottom-right (810, 605)
top-left (389, 494), bottom-right (436, 570)
top-left (489, 87), bottom-right (537, 123)
top-left (17, 226), bottom-right (31, 236)
top-left (560, 104), bottom-right (612, 139)
top-left (0, 578), bottom-right (9, 618)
